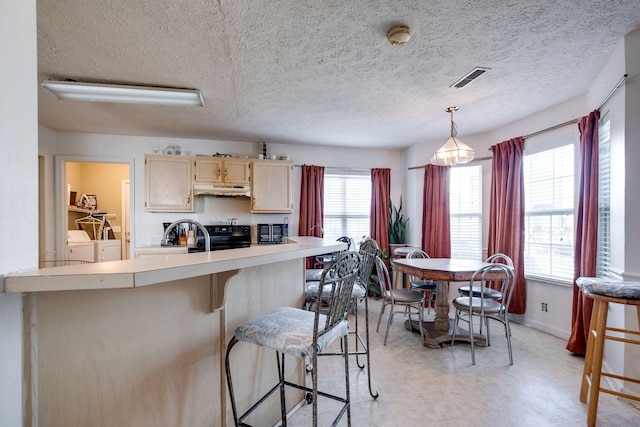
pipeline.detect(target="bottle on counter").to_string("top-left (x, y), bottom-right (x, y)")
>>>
top-left (186, 229), bottom-right (195, 248)
top-left (179, 228), bottom-right (187, 246)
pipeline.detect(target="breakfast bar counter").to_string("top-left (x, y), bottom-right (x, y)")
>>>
top-left (4, 237), bottom-right (344, 427)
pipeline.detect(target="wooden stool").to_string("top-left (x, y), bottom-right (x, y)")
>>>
top-left (579, 291), bottom-right (640, 426)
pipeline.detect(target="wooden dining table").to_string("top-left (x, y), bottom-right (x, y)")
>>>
top-left (391, 257), bottom-right (507, 348)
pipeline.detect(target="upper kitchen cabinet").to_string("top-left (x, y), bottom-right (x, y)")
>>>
top-left (251, 160), bottom-right (293, 213)
top-left (144, 155), bottom-right (193, 212)
top-left (193, 158), bottom-right (250, 185)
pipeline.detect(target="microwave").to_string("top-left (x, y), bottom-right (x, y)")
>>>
top-left (257, 223), bottom-right (288, 244)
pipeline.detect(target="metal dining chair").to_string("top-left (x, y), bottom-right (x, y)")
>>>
top-left (450, 263), bottom-right (516, 365)
top-left (406, 249), bottom-right (437, 315)
top-left (375, 256), bottom-right (425, 346)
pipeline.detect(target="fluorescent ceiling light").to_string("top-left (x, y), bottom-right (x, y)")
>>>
top-left (41, 80), bottom-right (204, 106)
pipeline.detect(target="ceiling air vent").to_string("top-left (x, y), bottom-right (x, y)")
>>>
top-left (450, 67), bottom-right (490, 89)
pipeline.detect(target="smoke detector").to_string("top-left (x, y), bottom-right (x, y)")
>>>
top-left (387, 25), bottom-right (411, 46)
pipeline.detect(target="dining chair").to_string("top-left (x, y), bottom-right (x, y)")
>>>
top-left (450, 263), bottom-right (516, 365)
top-left (457, 253), bottom-right (513, 299)
top-left (225, 251), bottom-right (360, 426)
top-left (375, 256), bottom-right (425, 346)
top-left (406, 249), bottom-right (437, 315)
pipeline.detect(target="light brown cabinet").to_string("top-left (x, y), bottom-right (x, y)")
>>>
top-left (193, 158), bottom-right (250, 185)
top-left (144, 155), bottom-right (193, 212)
top-left (144, 155), bottom-right (293, 213)
top-left (251, 160), bottom-right (293, 213)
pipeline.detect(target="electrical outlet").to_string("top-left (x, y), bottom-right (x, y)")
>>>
top-left (541, 302), bottom-right (548, 312)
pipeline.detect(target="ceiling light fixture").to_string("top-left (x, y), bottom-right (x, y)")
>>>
top-left (431, 106), bottom-right (475, 166)
top-left (41, 80), bottom-right (204, 106)
top-left (387, 25), bottom-right (411, 45)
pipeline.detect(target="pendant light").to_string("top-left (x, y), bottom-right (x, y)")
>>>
top-left (431, 106), bottom-right (475, 166)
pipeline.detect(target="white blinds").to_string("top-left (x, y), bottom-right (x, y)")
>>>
top-left (523, 143), bottom-right (575, 280)
top-left (596, 119), bottom-right (611, 278)
top-left (323, 173), bottom-right (371, 242)
top-left (449, 165), bottom-right (482, 260)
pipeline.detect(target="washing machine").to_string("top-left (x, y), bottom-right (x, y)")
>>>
top-left (67, 230), bottom-right (95, 263)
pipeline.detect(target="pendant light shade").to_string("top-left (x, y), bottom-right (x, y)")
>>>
top-left (431, 107), bottom-right (474, 166)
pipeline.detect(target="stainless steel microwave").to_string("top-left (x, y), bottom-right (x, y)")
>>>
top-left (257, 223), bottom-right (288, 244)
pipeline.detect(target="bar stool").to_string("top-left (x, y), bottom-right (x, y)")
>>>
top-left (305, 238), bottom-right (380, 399)
top-left (225, 251), bottom-right (360, 427)
top-left (577, 277), bottom-right (640, 427)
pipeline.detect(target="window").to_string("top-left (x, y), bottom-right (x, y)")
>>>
top-left (449, 165), bottom-right (482, 260)
top-left (323, 172), bottom-right (371, 241)
top-left (596, 118), bottom-right (611, 277)
top-left (523, 144), bottom-right (575, 280)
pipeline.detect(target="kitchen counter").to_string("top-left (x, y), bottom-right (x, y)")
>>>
top-left (4, 236), bottom-right (343, 292)
top-left (4, 236), bottom-right (346, 427)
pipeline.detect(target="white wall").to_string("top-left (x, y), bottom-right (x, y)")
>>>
top-left (44, 133), bottom-right (403, 252)
top-left (0, 0), bottom-right (37, 425)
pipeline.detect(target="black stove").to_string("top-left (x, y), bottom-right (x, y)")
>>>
top-left (190, 225), bottom-right (251, 252)
top-left (162, 223), bottom-right (251, 252)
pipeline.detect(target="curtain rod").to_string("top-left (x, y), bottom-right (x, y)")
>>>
top-left (408, 73), bottom-right (628, 170)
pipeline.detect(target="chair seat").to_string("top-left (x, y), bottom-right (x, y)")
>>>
top-left (384, 289), bottom-right (425, 304)
top-left (577, 277), bottom-right (640, 299)
top-left (458, 285), bottom-right (502, 299)
top-left (305, 268), bottom-right (324, 282)
top-left (306, 281), bottom-right (366, 299)
top-left (410, 279), bottom-right (436, 291)
top-left (235, 306), bottom-right (349, 358)
top-left (452, 296), bottom-right (504, 314)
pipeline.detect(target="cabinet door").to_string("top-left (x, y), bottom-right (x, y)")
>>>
top-left (193, 158), bottom-right (222, 183)
top-left (251, 160), bottom-right (293, 213)
top-left (97, 242), bottom-right (121, 262)
top-left (144, 156), bottom-right (193, 212)
top-left (224, 159), bottom-right (251, 184)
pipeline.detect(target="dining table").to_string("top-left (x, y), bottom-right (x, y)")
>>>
top-left (391, 257), bottom-right (507, 348)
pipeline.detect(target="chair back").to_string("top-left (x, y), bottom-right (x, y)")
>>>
top-left (373, 256), bottom-right (393, 295)
top-left (406, 249), bottom-right (430, 283)
top-left (469, 263), bottom-right (515, 314)
top-left (358, 239), bottom-right (379, 287)
top-left (316, 251), bottom-right (361, 335)
top-left (486, 253), bottom-right (514, 267)
top-left (337, 235), bottom-right (355, 251)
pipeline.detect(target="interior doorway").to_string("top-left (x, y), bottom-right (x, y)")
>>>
top-left (56, 156), bottom-right (134, 262)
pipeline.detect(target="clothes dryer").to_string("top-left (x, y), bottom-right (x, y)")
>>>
top-left (67, 230), bottom-right (95, 263)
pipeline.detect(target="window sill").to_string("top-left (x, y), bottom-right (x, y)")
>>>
top-left (525, 274), bottom-right (573, 287)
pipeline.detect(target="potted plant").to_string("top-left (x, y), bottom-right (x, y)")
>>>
top-left (389, 197), bottom-right (409, 251)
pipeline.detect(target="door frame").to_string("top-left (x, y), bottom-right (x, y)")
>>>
top-left (55, 155), bottom-right (135, 261)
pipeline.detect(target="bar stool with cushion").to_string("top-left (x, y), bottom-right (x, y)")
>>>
top-left (306, 238), bottom-right (380, 399)
top-left (225, 251), bottom-right (360, 427)
top-left (577, 277), bottom-right (640, 427)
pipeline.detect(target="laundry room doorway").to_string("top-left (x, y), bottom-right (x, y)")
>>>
top-left (55, 156), bottom-right (134, 263)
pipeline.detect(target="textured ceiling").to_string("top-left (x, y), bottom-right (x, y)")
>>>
top-left (37, 0), bottom-right (640, 149)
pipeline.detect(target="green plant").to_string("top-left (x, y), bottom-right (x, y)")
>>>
top-left (389, 197), bottom-right (409, 244)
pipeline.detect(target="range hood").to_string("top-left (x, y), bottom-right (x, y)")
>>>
top-left (193, 183), bottom-right (251, 197)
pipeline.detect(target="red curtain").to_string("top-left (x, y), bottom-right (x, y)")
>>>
top-left (422, 164), bottom-right (451, 258)
top-left (299, 165), bottom-right (324, 268)
top-left (370, 168), bottom-right (390, 257)
top-left (488, 137), bottom-right (526, 314)
top-left (566, 110), bottom-right (600, 355)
